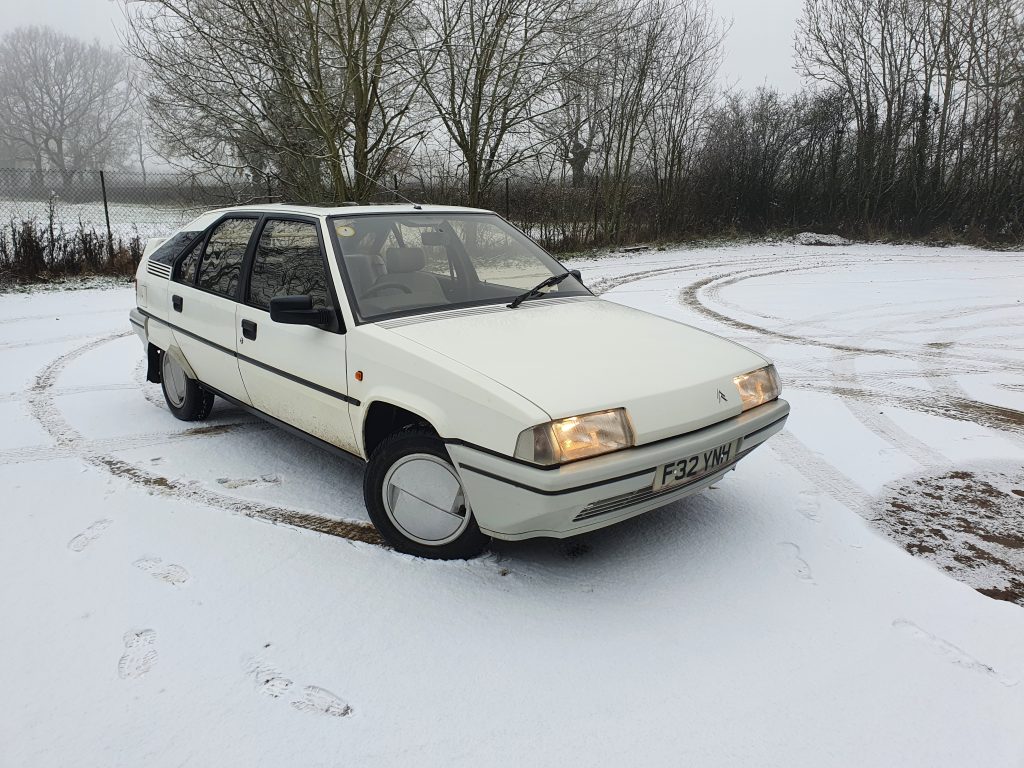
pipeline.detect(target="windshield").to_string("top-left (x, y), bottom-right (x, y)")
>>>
top-left (329, 213), bottom-right (589, 321)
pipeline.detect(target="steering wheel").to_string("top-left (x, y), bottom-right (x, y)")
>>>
top-left (361, 282), bottom-right (415, 300)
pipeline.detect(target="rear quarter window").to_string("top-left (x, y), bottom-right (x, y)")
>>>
top-left (148, 231), bottom-right (202, 266)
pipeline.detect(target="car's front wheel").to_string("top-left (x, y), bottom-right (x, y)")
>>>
top-left (364, 427), bottom-right (489, 559)
top-left (160, 350), bottom-right (214, 421)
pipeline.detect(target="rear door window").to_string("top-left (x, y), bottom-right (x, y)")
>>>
top-left (196, 218), bottom-right (257, 298)
top-left (247, 219), bottom-right (331, 310)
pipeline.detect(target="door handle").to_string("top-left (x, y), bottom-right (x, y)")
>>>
top-left (241, 319), bottom-right (257, 341)
top-left (172, 294), bottom-right (183, 312)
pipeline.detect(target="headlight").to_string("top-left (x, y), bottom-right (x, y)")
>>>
top-left (734, 365), bottom-right (781, 411)
top-left (514, 408), bottom-right (634, 465)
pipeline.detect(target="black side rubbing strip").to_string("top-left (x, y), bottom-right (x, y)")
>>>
top-left (136, 308), bottom-right (360, 406)
top-left (199, 382), bottom-right (365, 468)
top-left (443, 438), bottom-right (560, 470)
top-left (457, 463), bottom-right (656, 497)
top-left (446, 406), bottom-right (788, 471)
top-left (741, 414), bottom-right (788, 444)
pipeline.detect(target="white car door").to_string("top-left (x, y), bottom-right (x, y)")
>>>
top-left (235, 216), bottom-right (358, 455)
top-left (169, 216), bottom-right (255, 403)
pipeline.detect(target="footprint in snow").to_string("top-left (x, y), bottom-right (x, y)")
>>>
top-left (780, 542), bottom-right (815, 583)
top-left (796, 490), bottom-right (822, 522)
top-left (134, 556), bottom-right (190, 586)
top-left (118, 629), bottom-right (158, 680)
top-left (68, 519), bottom-right (112, 552)
top-left (245, 658), bottom-right (353, 717)
top-left (245, 658), bottom-right (294, 698)
top-left (292, 686), bottom-right (353, 718)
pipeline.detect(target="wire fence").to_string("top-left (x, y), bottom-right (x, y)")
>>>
top-left (0, 169), bottom-right (235, 282)
top-left (0, 168), bottom-right (669, 283)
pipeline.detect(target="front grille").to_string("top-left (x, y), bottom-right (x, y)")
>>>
top-left (572, 450), bottom-right (750, 522)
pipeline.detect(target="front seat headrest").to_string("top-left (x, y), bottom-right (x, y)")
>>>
top-left (385, 247), bottom-right (426, 273)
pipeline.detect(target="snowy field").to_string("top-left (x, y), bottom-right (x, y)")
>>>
top-left (0, 198), bottom-right (198, 241)
top-left (2, 242), bottom-right (1023, 766)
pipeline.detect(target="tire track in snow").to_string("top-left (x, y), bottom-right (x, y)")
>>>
top-left (0, 305), bottom-right (128, 325)
top-left (0, 331), bottom-right (120, 352)
top-left (682, 267), bottom-right (1024, 371)
top-left (586, 253), bottom-right (782, 297)
top-left (0, 382), bottom-right (140, 404)
top-left (0, 419), bottom-right (271, 466)
top-left (26, 332), bottom-right (384, 548)
top-left (593, 258), bottom-right (1022, 523)
top-left (767, 431), bottom-right (875, 515)
top-left (830, 350), bottom-right (951, 468)
top-left (826, 304), bottom-right (953, 469)
top-left (676, 267), bottom-right (1024, 436)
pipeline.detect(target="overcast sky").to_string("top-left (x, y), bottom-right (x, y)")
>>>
top-left (0, 0), bottom-right (806, 93)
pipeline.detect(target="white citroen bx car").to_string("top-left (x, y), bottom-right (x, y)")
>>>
top-left (130, 204), bottom-right (789, 558)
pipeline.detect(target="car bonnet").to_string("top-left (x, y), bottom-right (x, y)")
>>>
top-left (378, 297), bottom-right (769, 444)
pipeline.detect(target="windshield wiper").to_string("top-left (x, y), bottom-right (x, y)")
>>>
top-left (507, 271), bottom-right (573, 309)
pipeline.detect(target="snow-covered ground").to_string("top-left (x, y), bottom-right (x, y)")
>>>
top-left (2, 242), bottom-right (1023, 767)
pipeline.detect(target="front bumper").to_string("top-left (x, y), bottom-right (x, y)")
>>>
top-left (448, 398), bottom-right (790, 540)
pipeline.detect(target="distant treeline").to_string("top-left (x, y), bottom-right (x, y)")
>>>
top-left (2, 0), bottom-right (1023, 276)
top-left (117, 0), bottom-right (1024, 244)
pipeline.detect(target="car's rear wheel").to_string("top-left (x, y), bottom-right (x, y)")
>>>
top-left (160, 350), bottom-right (214, 421)
top-left (364, 427), bottom-right (489, 559)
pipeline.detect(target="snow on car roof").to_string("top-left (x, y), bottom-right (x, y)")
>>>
top-left (204, 203), bottom-right (492, 217)
top-left (175, 202), bottom-right (494, 235)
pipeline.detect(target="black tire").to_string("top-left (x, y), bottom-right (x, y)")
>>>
top-left (364, 427), bottom-right (490, 559)
top-left (159, 349), bottom-right (215, 421)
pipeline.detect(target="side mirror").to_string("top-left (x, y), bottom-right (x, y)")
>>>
top-left (269, 295), bottom-right (333, 327)
top-left (569, 268), bottom-right (582, 283)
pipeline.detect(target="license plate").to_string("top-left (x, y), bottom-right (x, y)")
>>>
top-left (652, 440), bottom-right (739, 491)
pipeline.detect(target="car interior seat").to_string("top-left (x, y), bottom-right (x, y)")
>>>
top-left (375, 247), bottom-right (447, 303)
top-left (343, 253), bottom-right (386, 297)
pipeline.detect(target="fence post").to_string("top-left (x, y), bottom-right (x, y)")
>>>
top-left (505, 178), bottom-right (510, 219)
top-left (99, 170), bottom-right (114, 265)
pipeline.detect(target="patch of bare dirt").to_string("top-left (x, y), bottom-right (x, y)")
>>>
top-left (878, 468), bottom-right (1024, 607)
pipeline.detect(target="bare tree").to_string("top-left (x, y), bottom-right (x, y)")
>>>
top-left (0, 26), bottom-right (133, 181)
top-left (645, 0), bottom-right (727, 230)
top-left (795, 0), bottom-right (1024, 232)
top-left (123, 0), bottom-right (420, 202)
top-left (589, 0), bottom-right (691, 240)
top-left (408, 0), bottom-right (596, 205)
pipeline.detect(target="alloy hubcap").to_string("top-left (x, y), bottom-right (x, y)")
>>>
top-left (161, 353), bottom-right (188, 408)
top-left (382, 453), bottom-right (470, 546)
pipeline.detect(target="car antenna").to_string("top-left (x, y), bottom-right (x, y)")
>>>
top-left (352, 168), bottom-right (423, 210)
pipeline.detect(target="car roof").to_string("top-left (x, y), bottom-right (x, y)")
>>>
top-left (203, 203), bottom-right (493, 217)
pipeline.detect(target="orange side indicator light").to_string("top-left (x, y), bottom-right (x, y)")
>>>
top-left (354, 370), bottom-right (363, 381)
